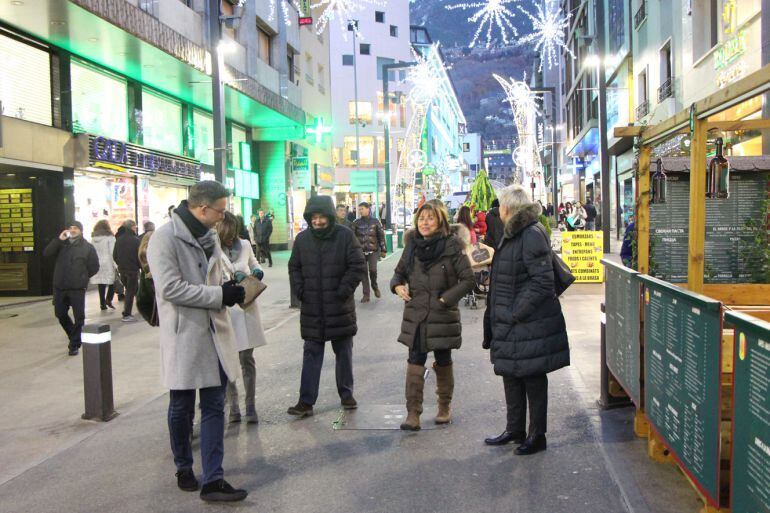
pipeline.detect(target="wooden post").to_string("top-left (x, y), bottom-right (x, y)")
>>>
top-left (687, 119), bottom-right (707, 293)
top-left (637, 145), bottom-right (651, 274)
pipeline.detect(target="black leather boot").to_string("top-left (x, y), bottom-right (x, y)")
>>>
top-left (484, 430), bottom-right (526, 446)
top-left (515, 434), bottom-right (547, 455)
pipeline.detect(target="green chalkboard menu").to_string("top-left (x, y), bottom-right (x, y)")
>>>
top-left (602, 259), bottom-right (642, 406)
top-left (649, 171), bottom-right (769, 283)
top-left (641, 275), bottom-right (723, 506)
top-left (727, 310), bottom-right (770, 513)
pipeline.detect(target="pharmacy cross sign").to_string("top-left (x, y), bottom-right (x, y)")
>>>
top-left (306, 117), bottom-right (332, 144)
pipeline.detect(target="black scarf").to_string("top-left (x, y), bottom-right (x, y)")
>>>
top-left (409, 234), bottom-right (447, 270)
top-left (175, 200), bottom-right (217, 259)
top-left (310, 217), bottom-right (336, 240)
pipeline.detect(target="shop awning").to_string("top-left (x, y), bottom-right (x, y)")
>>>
top-left (566, 120), bottom-right (599, 158)
top-left (0, 0), bottom-right (305, 132)
top-left (659, 155), bottom-right (770, 172)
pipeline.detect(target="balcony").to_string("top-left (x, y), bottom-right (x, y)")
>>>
top-left (636, 100), bottom-right (649, 119)
top-left (657, 77), bottom-right (674, 102)
top-left (634, 0), bottom-right (646, 29)
top-left (285, 81), bottom-right (301, 107)
top-left (256, 58), bottom-right (280, 95)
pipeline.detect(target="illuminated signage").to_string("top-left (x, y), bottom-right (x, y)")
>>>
top-left (298, 0), bottom-right (312, 25)
top-left (714, 30), bottom-right (747, 70)
top-left (89, 135), bottom-right (201, 180)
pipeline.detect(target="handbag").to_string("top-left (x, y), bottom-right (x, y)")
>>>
top-left (136, 269), bottom-right (159, 327)
top-left (238, 274), bottom-right (267, 307)
top-left (536, 224), bottom-right (575, 295)
top-left (468, 242), bottom-right (495, 267)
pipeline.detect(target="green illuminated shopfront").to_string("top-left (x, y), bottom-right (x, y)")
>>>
top-left (0, 19), bottom-right (297, 296)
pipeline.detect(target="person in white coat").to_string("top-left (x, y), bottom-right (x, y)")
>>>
top-left (146, 181), bottom-right (248, 503)
top-left (217, 212), bottom-right (267, 424)
top-left (90, 220), bottom-right (116, 310)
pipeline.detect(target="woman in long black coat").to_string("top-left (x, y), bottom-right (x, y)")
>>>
top-left (483, 185), bottom-right (570, 455)
top-left (391, 202), bottom-right (475, 431)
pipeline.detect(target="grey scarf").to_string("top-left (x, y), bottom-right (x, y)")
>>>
top-left (197, 229), bottom-right (218, 260)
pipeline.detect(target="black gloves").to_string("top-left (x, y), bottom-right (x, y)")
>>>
top-left (222, 280), bottom-right (245, 307)
top-left (482, 339), bottom-right (491, 350)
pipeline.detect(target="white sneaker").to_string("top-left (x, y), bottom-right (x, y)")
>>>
top-left (121, 315), bottom-right (138, 323)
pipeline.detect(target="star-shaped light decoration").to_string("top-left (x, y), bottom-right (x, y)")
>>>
top-left (405, 47), bottom-right (446, 106)
top-left (445, 0), bottom-right (521, 48)
top-left (310, 0), bottom-right (382, 39)
top-left (518, 0), bottom-right (575, 70)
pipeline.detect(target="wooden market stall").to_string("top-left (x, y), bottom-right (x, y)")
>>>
top-left (604, 63), bottom-right (770, 513)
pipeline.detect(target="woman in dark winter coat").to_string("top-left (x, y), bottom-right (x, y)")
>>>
top-left (483, 184), bottom-right (570, 455)
top-left (391, 202), bottom-right (475, 431)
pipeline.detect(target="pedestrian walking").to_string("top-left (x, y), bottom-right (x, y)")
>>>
top-left (90, 220), bottom-right (116, 311)
top-left (336, 204), bottom-right (352, 228)
top-left (484, 198), bottom-right (504, 249)
top-left (391, 202), bottom-right (475, 430)
top-left (43, 221), bottom-right (99, 356)
top-left (217, 212), bottom-right (267, 425)
top-left (247, 214), bottom-right (258, 256)
top-left (140, 221), bottom-right (155, 241)
top-left (457, 205), bottom-right (477, 244)
top-left (620, 215), bottom-right (636, 269)
top-left (253, 210), bottom-right (273, 267)
top-left (352, 201), bottom-right (386, 302)
top-left (113, 219), bottom-right (141, 323)
top-left (584, 199), bottom-right (598, 231)
top-left (146, 181), bottom-right (248, 502)
top-left (483, 185), bottom-right (570, 455)
top-left (287, 195), bottom-right (365, 418)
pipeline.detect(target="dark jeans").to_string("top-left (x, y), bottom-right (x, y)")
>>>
top-left (53, 288), bottom-right (85, 349)
top-left (361, 252), bottom-right (379, 297)
top-left (119, 271), bottom-right (139, 316)
top-left (97, 284), bottom-right (114, 307)
top-left (299, 338), bottom-right (354, 405)
top-left (503, 374), bottom-right (548, 436)
top-left (168, 365), bottom-right (227, 485)
top-left (257, 242), bottom-right (272, 266)
top-left (408, 348), bottom-right (452, 367)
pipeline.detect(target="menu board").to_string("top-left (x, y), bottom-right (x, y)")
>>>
top-left (649, 171), bottom-right (769, 283)
top-left (561, 231), bottom-right (604, 282)
top-left (0, 188), bottom-right (34, 252)
top-left (603, 260), bottom-right (641, 406)
top-left (641, 275), bottom-right (722, 506)
top-left (727, 311), bottom-right (770, 513)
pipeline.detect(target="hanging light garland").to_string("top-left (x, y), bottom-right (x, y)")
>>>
top-left (269, 0), bottom-right (301, 27)
top-left (445, 0), bottom-right (521, 48)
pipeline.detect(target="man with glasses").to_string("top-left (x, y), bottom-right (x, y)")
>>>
top-left (147, 181), bottom-right (248, 503)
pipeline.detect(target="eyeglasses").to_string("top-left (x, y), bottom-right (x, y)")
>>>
top-left (205, 204), bottom-right (227, 215)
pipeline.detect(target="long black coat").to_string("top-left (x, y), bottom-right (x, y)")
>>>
top-left (390, 225), bottom-right (475, 351)
top-left (484, 207), bottom-right (504, 249)
top-left (484, 203), bottom-right (570, 377)
top-left (289, 196), bottom-right (366, 342)
top-left (113, 231), bottom-right (141, 273)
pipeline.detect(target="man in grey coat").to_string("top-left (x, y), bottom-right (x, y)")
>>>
top-left (146, 181), bottom-right (248, 503)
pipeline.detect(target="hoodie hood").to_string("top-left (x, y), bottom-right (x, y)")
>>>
top-left (503, 203), bottom-right (542, 238)
top-left (303, 195), bottom-right (337, 230)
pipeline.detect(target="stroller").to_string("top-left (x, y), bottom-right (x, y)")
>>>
top-left (462, 241), bottom-right (494, 309)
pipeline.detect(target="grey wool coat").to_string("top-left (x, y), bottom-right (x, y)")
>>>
top-left (146, 213), bottom-right (239, 390)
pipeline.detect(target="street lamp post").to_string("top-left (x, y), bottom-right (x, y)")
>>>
top-left (208, 0), bottom-right (227, 183)
top-left (595, 0), bottom-right (612, 253)
top-left (529, 87), bottom-right (558, 222)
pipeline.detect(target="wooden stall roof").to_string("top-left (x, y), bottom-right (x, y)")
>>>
top-left (658, 155), bottom-right (770, 172)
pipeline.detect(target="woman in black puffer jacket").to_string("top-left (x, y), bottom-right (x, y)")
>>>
top-left (483, 185), bottom-right (570, 455)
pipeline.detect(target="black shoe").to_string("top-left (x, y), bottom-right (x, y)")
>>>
top-left (341, 396), bottom-right (358, 410)
top-left (100, 305), bottom-right (107, 311)
top-left (106, 302), bottom-right (115, 310)
top-left (484, 430), bottom-right (527, 446)
top-left (373, 287), bottom-right (381, 298)
top-left (117, 294), bottom-right (125, 301)
top-left (200, 479), bottom-right (247, 502)
top-left (176, 468), bottom-right (199, 492)
top-left (68, 347), bottom-right (79, 356)
top-left (361, 296), bottom-right (370, 303)
top-left (287, 402), bottom-right (314, 418)
top-left (515, 434), bottom-right (547, 455)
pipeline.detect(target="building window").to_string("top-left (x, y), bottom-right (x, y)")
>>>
top-left (342, 54), bottom-right (354, 66)
top-left (141, 90), bottom-right (182, 155)
top-left (360, 43), bottom-right (371, 55)
top-left (390, 25), bottom-right (398, 37)
top-left (257, 27), bottom-right (272, 66)
top-left (230, 125), bottom-right (248, 169)
top-left (192, 109), bottom-right (214, 165)
top-left (375, 11), bottom-right (385, 23)
top-left (305, 54), bottom-right (314, 84)
top-left (288, 51), bottom-right (296, 83)
top-left (377, 57), bottom-right (395, 80)
top-left (636, 68), bottom-right (649, 118)
top-left (0, 33), bottom-right (52, 126)
top-left (692, 0), bottom-right (719, 61)
top-left (317, 64), bottom-right (326, 93)
top-left (343, 136), bottom-right (374, 166)
top-left (463, 142), bottom-right (470, 152)
top-left (348, 101), bottom-right (372, 124)
top-left (658, 41), bottom-right (673, 102)
top-left (71, 60), bottom-right (128, 141)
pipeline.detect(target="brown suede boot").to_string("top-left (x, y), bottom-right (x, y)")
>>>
top-left (434, 362), bottom-right (454, 424)
top-left (400, 364), bottom-right (425, 431)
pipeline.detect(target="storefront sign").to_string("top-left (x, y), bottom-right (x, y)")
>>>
top-left (316, 166), bottom-right (335, 189)
top-left (0, 188), bottom-right (34, 252)
top-left (298, 0), bottom-right (312, 24)
top-left (714, 30), bottom-right (747, 70)
top-left (350, 170), bottom-right (379, 193)
top-left (291, 157), bottom-right (311, 190)
top-left (560, 231), bottom-right (604, 282)
top-left (89, 135), bottom-right (201, 180)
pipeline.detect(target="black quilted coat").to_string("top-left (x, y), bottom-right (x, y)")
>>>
top-left (484, 203), bottom-right (570, 377)
top-left (289, 196), bottom-right (366, 342)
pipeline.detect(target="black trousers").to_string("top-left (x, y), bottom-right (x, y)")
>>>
top-left (120, 271), bottom-right (139, 316)
top-left (299, 338), bottom-right (353, 405)
top-left (503, 374), bottom-right (548, 436)
top-left (53, 288), bottom-right (86, 349)
top-left (97, 284), bottom-right (114, 307)
top-left (408, 347), bottom-right (452, 367)
top-left (257, 242), bottom-right (272, 266)
top-left (360, 252), bottom-right (379, 297)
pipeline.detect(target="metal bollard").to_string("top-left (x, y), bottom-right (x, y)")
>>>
top-left (81, 324), bottom-right (119, 422)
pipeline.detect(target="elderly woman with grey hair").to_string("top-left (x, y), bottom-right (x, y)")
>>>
top-left (482, 185), bottom-right (570, 455)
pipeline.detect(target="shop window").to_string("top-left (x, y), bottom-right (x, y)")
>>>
top-left (231, 125), bottom-right (248, 169)
top-left (0, 33), bottom-right (51, 126)
top-left (348, 101), bottom-right (373, 124)
top-left (71, 61), bottom-right (128, 141)
top-left (141, 90), bottom-right (182, 155)
top-left (192, 109), bottom-right (214, 165)
top-left (343, 136), bottom-right (374, 166)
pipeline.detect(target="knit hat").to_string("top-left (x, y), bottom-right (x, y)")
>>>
top-left (69, 221), bottom-right (84, 231)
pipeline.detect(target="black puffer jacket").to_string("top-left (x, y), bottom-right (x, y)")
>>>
top-left (484, 203), bottom-right (570, 377)
top-left (43, 237), bottom-right (99, 290)
top-left (352, 216), bottom-right (386, 254)
top-left (113, 231), bottom-right (141, 273)
top-left (289, 196), bottom-right (366, 342)
top-left (390, 225), bottom-right (475, 351)
top-left (484, 207), bottom-right (504, 249)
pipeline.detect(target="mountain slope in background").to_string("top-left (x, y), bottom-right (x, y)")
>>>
top-left (409, 0), bottom-right (537, 145)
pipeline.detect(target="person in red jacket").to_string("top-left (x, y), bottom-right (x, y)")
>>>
top-left (473, 211), bottom-right (488, 240)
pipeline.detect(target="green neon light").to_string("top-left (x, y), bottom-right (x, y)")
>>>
top-left (306, 117), bottom-right (332, 145)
